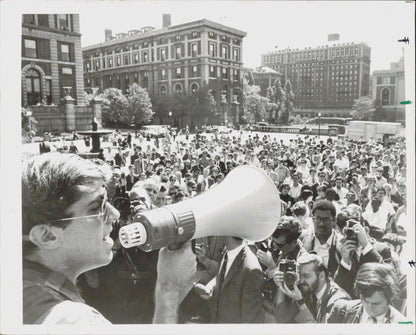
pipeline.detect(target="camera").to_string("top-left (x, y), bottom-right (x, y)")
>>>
top-left (278, 259), bottom-right (298, 290)
top-left (344, 220), bottom-right (358, 242)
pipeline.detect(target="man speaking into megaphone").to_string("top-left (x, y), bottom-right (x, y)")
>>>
top-left (21, 153), bottom-right (280, 325)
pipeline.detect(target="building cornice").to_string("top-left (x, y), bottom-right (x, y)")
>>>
top-left (22, 23), bottom-right (81, 37)
top-left (83, 19), bottom-right (246, 51)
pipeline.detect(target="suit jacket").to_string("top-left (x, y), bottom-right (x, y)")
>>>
top-left (334, 242), bottom-right (385, 298)
top-left (274, 280), bottom-right (351, 323)
top-left (126, 174), bottom-right (139, 192)
top-left (210, 245), bottom-right (265, 323)
top-left (327, 299), bottom-right (407, 323)
top-left (301, 230), bottom-right (341, 278)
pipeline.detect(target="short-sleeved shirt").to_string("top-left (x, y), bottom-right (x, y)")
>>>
top-left (23, 260), bottom-right (110, 325)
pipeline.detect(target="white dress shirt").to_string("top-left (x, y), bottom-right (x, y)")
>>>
top-left (222, 243), bottom-right (245, 278)
top-left (313, 230), bottom-right (335, 268)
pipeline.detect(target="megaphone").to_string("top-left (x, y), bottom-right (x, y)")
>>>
top-left (119, 165), bottom-right (281, 251)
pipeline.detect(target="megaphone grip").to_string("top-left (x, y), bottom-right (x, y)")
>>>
top-left (119, 206), bottom-right (196, 251)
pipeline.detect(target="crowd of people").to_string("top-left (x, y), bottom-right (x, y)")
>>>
top-left (21, 126), bottom-right (409, 325)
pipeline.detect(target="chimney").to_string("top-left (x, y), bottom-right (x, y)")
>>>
top-left (105, 29), bottom-right (113, 41)
top-left (163, 14), bottom-right (171, 28)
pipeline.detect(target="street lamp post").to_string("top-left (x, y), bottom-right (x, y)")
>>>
top-left (318, 112), bottom-right (322, 137)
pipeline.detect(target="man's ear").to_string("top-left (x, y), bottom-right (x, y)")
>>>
top-left (28, 225), bottom-right (62, 250)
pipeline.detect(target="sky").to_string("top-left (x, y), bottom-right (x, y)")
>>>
top-left (72, 1), bottom-right (415, 73)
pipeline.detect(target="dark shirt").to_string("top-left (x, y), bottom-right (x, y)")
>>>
top-left (23, 260), bottom-right (109, 324)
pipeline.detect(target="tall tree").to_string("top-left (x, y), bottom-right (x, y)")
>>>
top-left (351, 96), bottom-right (376, 120)
top-left (126, 83), bottom-right (153, 126)
top-left (282, 79), bottom-right (294, 125)
top-left (243, 81), bottom-right (268, 123)
top-left (100, 87), bottom-right (129, 126)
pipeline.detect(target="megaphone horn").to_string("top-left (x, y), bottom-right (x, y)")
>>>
top-left (119, 165), bottom-right (281, 251)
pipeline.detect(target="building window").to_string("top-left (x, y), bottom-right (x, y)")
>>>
top-left (175, 35), bottom-right (181, 42)
top-left (143, 51), bottom-right (148, 62)
top-left (191, 43), bottom-right (198, 57)
top-left (381, 88), bottom-right (390, 105)
top-left (23, 39), bottom-right (37, 58)
top-left (209, 42), bottom-right (216, 57)
top-left (174, 83), bottom-right (183, 93)
top-left (116, 56), bottom-right (121, 66)
top-left (94, 59), bottom-right (100, 71)
top-left (85, 61), bottom-right (90, 72)
top-left (57, 14), bottom-right (69, 30)
top-left (23, 14), bottom-right (36, 24)
top-left (124, 54), bottom-right (130, 65)
top-left (160, 85), bottom-right (167, 95)
top-left (208, 32), bottom-right (216, 39)
top-left (25, 68), bottom-right (41, 105)
top-left (233, 48), bottom-right (240, 61)
top-left (142, 72), bottom-right (148, 87)
top-left (161, 69), bottom-right (167, 80)
top-left (390, 76), bottom-right (395, 84)
top-left (192, 31), bottom-right (198, 38)
top-left (160, 48), bottom-right (166, 61)
top-left (233, 69), bottom-right (239, 81)
top-left (45, 79), bottom-right (52, 104)
top-left (190, 65), bottom-right (198, 77)
top-left (175, 45), bottom-right (181, 59)
top-left (108, 57), bottom-right (113, 68)
top-left (133, 53), bottom-right (139, 64)
top-left (62, 67), bottom-right (73, 75)
top-left (222, 67), bottom-right (228, 79)
top-left (221, 45), bottom-right (229, 59)
top-left (60, 43), bottom-right (70, 62)
top-left (175, 67), bottom-right (182, 78)
top-left (190, 82), bottom-right (199, 94)
top-left (37, 14), bottom-right (49, 27)
top-left (209, 65), bottom-right (216, 77)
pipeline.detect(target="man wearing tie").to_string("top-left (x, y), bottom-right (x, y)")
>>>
top-left (194, 236), bottom-right (265, 323)
top-left (327, 263), bottom-right (407, 323)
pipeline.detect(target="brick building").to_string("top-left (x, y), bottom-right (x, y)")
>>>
top-left (261, 41), bottom-right (371, 116)
top-left (371, 56), bottom-right (405, 124)
top-left (82, 15), bottom-right (246, 124)
top-left (22, 14), bottom-right (85, 106)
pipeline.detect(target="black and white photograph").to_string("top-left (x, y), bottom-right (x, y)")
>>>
top-left (0, 0), bottom-right (415, 334)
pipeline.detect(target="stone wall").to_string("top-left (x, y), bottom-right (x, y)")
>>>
top-left (29, 102), bottom-right (100, 134)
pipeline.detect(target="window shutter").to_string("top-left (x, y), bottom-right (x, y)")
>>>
top-left (69, 43), bottom-right (75, 62)
top-left (57, 42), bottom-right (62, 61)
top-left (38, 39), bottom-right (50, 59)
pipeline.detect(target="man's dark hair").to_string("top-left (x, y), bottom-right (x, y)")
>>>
top-left (22, 153), bottom-right (109, 255)
top-left (272, 216), bottom-right (302, 243)
top-left (298, 253), bottom-right (329, 279)
top-left (300, 189), bottom-right (313, 201)
top-left (354, 263), bottom-right (399, 303)
top-left (292, 202), bottom-right (307, 217)
top-left (312, 200), bottom-right (336, 218)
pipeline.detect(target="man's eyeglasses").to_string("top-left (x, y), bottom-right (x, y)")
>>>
top-left (45, 200), bottom-right (110, 225)
top-left (312, 216), bottom-right (333, 224)
top-left (145, 188), bottom-right (159, 195)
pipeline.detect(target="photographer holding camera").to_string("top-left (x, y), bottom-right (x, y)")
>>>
top-left (273, 254), bottom-right (350, 323)
top-left (334, 218), bottom-right (385, 298)
top-left (256, 216), bottom-right (308, 321)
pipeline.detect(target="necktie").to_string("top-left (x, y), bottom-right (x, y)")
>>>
top-left (309, 294), bottom-right (318, 318)
top-left (218, 253), bottom-right (228, 287)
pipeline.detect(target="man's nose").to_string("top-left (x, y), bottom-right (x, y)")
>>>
top-left (106, 203), bottom-right (120, 226)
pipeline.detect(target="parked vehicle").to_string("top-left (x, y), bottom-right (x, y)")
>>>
top-left (140, 125), bottom-right (169, 138)
top-left (345, 121), bottom-right (402, 141)
top-left (217, 126), bottom-right (233, 134)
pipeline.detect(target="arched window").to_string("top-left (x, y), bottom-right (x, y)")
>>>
top-left (174, 83), bottom-right (183, 93)
top-left (190, 82), bottom-right (199, 94)
top-left (381, 88), bottom-right (390, 106)
top-left (160, 85), bottom-right (167, 95)
top-left (25, 68), bottom-right (41, 105)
